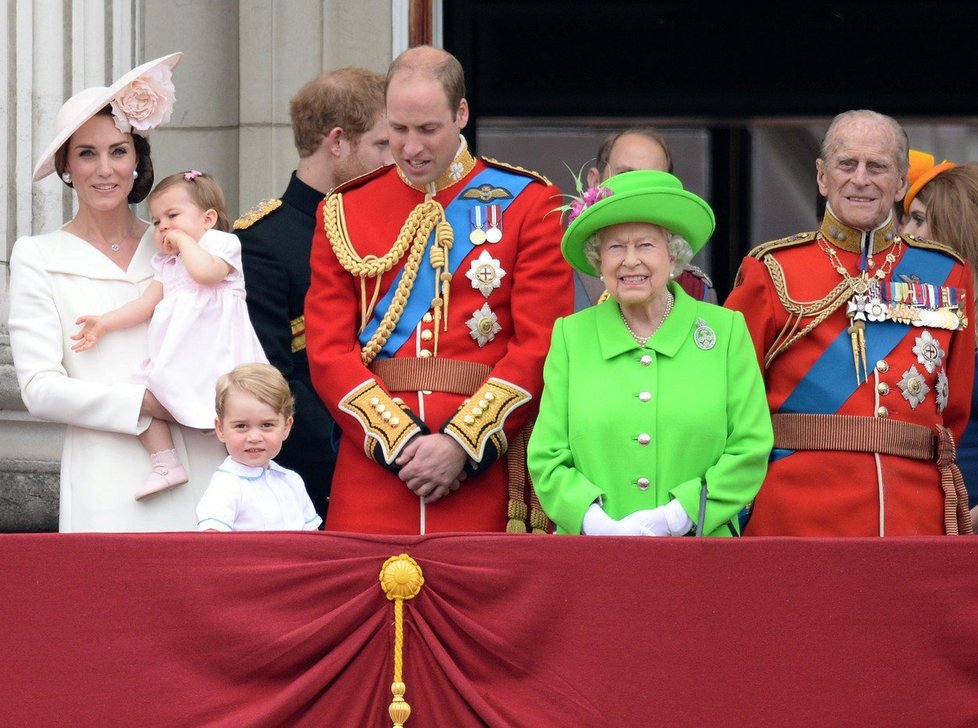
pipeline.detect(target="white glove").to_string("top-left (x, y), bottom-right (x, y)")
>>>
top-left (581, 502), bottom-right (647, 536)
top-left (620, 499), bottom-right (693, 537)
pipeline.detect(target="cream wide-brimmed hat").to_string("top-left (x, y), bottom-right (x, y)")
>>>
top-left (32, 52), bottom-right (182, 181)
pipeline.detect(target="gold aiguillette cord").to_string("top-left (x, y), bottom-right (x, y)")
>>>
top-left (847, 318), bottom-right (868, 385)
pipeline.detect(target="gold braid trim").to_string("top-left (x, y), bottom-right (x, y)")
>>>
top-left (444, 378), bottom-right (529, 462)
top-left (482, 157), bottom-right (552, 186)
top-left (339, 380), bottom-right (422, 464)
top-left (325, 193), bottom-right (450, 365)
top-left (903, 233), bottom-right (967, 265)
top-left (762, 254), bottom-right (852, 367)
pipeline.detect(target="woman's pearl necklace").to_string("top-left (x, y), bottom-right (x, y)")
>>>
top-left (621, 292), bottom-right (674, 346)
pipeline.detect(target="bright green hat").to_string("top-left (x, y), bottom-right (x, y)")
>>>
top-left (561, 170), bottom-right (716, 277)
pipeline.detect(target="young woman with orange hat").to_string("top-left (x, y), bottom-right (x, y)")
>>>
top-left (900, 155), bottom-right (978, 517)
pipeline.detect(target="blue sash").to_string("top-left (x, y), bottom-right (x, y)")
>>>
top-left (771, 245), bottom-right (955, 461)
top-left (359, 166), bottom-right (533, 359)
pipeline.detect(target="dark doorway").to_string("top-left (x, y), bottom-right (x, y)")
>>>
top-left (445, 1), bottom-right (978, 300)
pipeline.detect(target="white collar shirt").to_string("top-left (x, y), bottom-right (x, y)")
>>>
top-left (196, 456), bottom-right (322, 532)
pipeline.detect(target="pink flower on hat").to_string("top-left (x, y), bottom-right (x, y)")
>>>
top-left (110, 64), bottom-right (176, 136)
top-left (566, 185), bottom-right (613, 225)
top-left (551, 162), bottom-right (614, 226)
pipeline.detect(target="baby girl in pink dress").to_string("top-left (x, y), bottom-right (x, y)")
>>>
top-left (72, 171), bottom-right (267, 500)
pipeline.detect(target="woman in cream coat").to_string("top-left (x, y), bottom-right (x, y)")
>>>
top-left (528, 170), bottom-right (773, 536)
top-left (8, 54), bottom-right (225, 532)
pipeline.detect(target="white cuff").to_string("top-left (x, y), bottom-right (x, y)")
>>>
top-left (664, 498), bottom-right (694, 536)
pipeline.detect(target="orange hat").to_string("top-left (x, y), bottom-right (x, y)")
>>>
top-left (904, 149), bottom-right (956, 214)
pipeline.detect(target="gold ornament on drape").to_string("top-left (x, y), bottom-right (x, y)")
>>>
top-left (379, 554), bottom-right (425, 727)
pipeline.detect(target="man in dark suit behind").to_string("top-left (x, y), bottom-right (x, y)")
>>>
top-left (236, 67), bottom-right (393, 520)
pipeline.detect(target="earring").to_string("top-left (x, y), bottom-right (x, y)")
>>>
top-left (61, 172), bottom-right (72, 184)
top-left (669, 271), bottom-right (675, 279)
top-left (133, 169), bottom-right (139, 179)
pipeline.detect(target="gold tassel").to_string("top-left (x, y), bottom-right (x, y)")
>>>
top-left (379, 554), bottom-right (425, 728)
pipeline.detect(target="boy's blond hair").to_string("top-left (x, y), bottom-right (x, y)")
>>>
top-left (215, 363), bottom-right (295, 421)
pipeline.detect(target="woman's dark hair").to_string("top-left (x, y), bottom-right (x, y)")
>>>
top-left (53, 105), bottom-right (155, 205)
top-left (130, 134), bottom-right (154, 204)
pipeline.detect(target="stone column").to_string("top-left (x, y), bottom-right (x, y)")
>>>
top-left (0, 0), bottom-right (144, 531)
top-left (236, 0), bottom-right (393, 215)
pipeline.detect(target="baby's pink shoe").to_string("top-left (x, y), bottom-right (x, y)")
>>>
top-left (136, 448), bottom-right (189, 501)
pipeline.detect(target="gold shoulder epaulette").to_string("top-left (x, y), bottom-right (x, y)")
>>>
top-left (747, 231), bottom-right (817, 260)
top-left (481, 157), bottom-right (551, 186)
top-left (233, 198), bottom-right (282, 230)
top-left (901, 233), bottom-right (966, 265)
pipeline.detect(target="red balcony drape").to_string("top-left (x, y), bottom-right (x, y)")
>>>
top-left (2, 533), bottom-right (976, 727)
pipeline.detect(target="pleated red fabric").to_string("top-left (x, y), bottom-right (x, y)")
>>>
top-left (1, 533), bottom-right (977, 727)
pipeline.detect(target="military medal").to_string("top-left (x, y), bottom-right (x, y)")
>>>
top-left (465, 249), bottom-right (506, 297)
top-left (881, 281), bottom-right (966, 330)
top-left (936, 370), bottom-right (949, 412)
top-left (469, 206), bottom-right (487, 245)
top-left (865, 280), bottom-right (887, 322)
top-left (693, 318), bottom-right (716, 350)
top-left (897, 364), bottom-right (930, 409)
top-left (485, 205), bottom-right (503, 243)
top-left (818, 235), bottom-right (901, 385)
top-left (912, 330), bottom-right (945, 374)
top-left (466, 303), bottom-right (501, 347)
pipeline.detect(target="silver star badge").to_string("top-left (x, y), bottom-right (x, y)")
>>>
top-left (934, 369), bottom-right (950, 413)
top-left (897, 364), bottom-right (930, 409)
top-left (466, 303), bottom-right (501, 347)
top-left (912, 330), bottom-right (945, 374)
top-left (465, 250), bottom-right (506, 297)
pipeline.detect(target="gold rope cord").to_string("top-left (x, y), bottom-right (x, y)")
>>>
top-left (762, 255), bottom-right (852, 367)
top-left (325, 194), bottom-right (450, 365)
top-left (428, 220), bottom-right (454, 355)
top-left (379, 554), bottom-right (425, 728)
top-left (505, 428), bottom-right (529, 533)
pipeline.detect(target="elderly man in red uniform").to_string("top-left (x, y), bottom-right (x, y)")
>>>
top-left (726, 109), bottom-right (975, 536)
top-left (305, 46), bottom-right (572, 534)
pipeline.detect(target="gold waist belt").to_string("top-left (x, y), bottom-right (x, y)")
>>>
top-left (368, 357), bottom-right (491, 396)
top-left (772, 413), bottom-right (933, 459)
top-left (771, 413), bottom-right (971, 535)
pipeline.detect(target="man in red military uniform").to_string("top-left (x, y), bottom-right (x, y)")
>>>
top-left (726, 110), bottom-right (975, 536)
top-left (305, 46), bottom-right (572, 534)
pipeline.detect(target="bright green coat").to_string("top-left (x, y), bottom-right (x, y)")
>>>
top-left (527, 283), bottom-right (773, 536)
